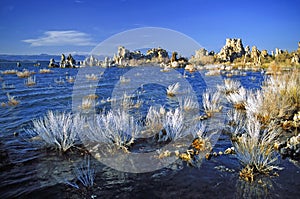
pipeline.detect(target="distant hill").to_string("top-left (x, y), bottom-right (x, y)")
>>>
top-left (0, 54), bottom-right (87, 62)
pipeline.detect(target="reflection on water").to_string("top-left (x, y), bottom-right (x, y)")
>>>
top-left (0, 62), bottom-right (299, 198)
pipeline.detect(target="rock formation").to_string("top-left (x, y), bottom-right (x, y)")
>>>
top-left (291, 53), bottom-right (299, 64)
top-left (260, 50), bottom-right (268, 58)
top-left (112, 46), bottom-right (169, 66)
top-left (48, 58), bottom-right (59, 68)
top-left (189, 48), bottom-right (215, 65)
top-left (218, 38), bottom-right (245, 62)
top-left (244, 46), bottom-right (250, 57)
top-left (59, 54), bottom-right (76, 68)
top-left (146, 47), bottom-right (168, 62)
top-left (171, 52), bottom-right (178, 62)
top-left (275, 48), bottom-right (283, 57)
top-left (251, 46), bottom-right (261, 66)
top-left (67, 54), bottom-right (76, 67)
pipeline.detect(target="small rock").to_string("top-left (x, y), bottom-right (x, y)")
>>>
top-left (205, 153), bottom-right (212, 160)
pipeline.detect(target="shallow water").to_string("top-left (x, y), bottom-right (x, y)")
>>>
top-left (0, 62), bottom-right (299, 198)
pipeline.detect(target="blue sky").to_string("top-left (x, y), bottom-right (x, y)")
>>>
top-left (0, 0), bottom-right (299, 56)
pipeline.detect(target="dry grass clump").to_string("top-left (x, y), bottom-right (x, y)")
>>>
top-left (55, 77), bottom-right (65, 84)
top-left (157, 108), bottom-right (186, 142)
top-left (179, 96), bottom-right (199, 112)
top-left (6, 93), bottom-right (20, 106)
top-left (258, 70), bottom-right (300, 123)
top-left (204, 70), bottom-right (221, 76)
top-left (80, 97), bottom-right (95, 110)
top-left (84, 94), bottom-right (98, 100)
top-left (231, 114), bottom-right (281, 182)
top-left (226, 87), bottom-right (247, 110)
top-left (26, 111), bottom-right (82, 152)
top-left (119, 93), bottom-right (142, 110)
top-left (16, 70), bottom-right (34, 78)
top-left (1, 69), bottom-right (17, 75)
top-left (85, 74), bottom-right (98, 81)
top-left (217, 79), bottom-right (241, 94)
top-left (119, 75), bottom-right (130, 84)
top-left (24, 76), bottom-right (36, 86)
top-left (202, 89), bottom-right (222, 117)
top-left (84, 109), bottom-right (139, 151)
top-left (225, 70), bottom-right (300, 182)
top-left (166, 82), bottom-right (180, 97)
top-left (39, 68), bottom-right (52, 74)
top-left (2, 82), bottom-right (15, 89)
top-left (144, 106), bottom-right (165, 135)
top-left (66, 76), bottom-right (75, 83)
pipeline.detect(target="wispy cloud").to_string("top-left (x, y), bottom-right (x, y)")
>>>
top-left (23, 30), bottom-right (95, 47)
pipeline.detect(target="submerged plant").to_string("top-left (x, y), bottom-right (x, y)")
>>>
top-left (66, 155), bottom-right (95, 189)
top-left (26, 111), bottom-right (82, 152)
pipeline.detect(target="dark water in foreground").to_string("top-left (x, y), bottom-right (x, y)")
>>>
top-left (0, 62), bottom-right (299, 199)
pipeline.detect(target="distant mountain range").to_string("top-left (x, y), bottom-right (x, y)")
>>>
top-left (0, 54), bottom-right (87, 62)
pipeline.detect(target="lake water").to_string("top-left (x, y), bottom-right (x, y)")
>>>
top-left (0, 61), bottom-right (299, 198)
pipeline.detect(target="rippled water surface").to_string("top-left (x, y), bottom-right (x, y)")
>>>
top-left (0, 61), bottom-right (299, 198)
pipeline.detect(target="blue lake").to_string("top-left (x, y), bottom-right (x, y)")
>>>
top-left (0, 61), bottom-right (299, 198)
